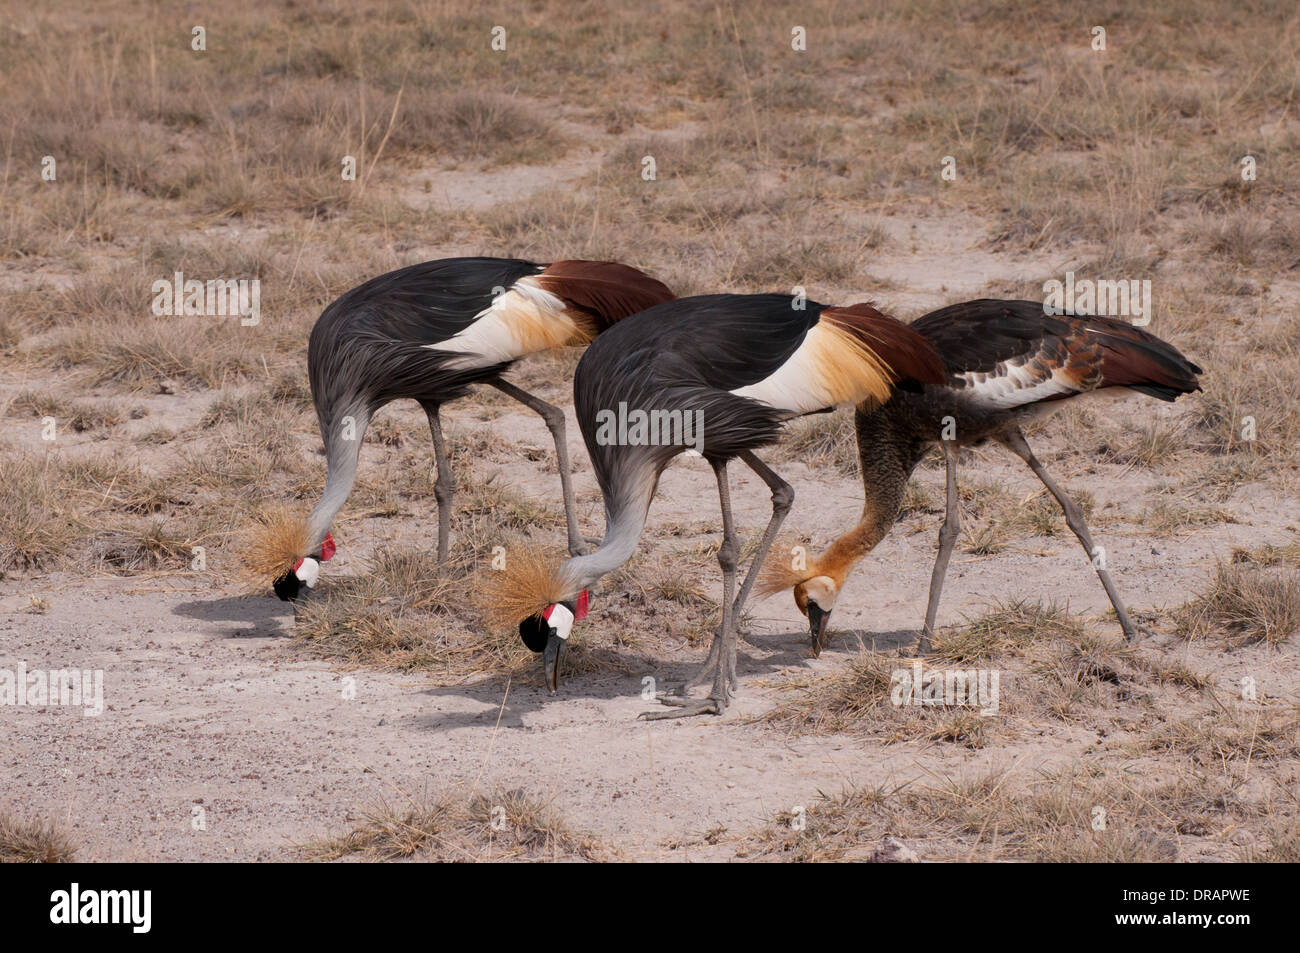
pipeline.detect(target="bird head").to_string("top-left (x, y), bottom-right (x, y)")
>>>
top-left (517, 590), bottom-right (590, 693)
top-left (240, 507), bottom-right (335, 602)
top-left (793, 575), bottom-right (839, 657)
top-left (475, 545), bottom-right (590, 694)
top-left (758, 548), bottom-right (854, 658)
top-left (271, 532), bottom-right (336, 602)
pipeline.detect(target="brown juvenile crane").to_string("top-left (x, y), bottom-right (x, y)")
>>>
top-left (761, 298), bottom-right (1203, 655)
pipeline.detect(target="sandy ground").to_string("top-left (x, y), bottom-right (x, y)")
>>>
top-left (5, 348), bottom-right (1296, 860)
top-left (3, 118), bottom-right (1297, 858)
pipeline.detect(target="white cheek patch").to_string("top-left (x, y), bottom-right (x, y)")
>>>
top-left (294, 557), bottom-right (321, 589)
top-left (544, 603), bottom-right (575, 641)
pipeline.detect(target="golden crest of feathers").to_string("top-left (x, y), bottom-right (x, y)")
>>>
top-left (756, 547), bottom-right (821, 598)
top-left (474, 544), bottom-right (574, 632)
top-left (238, 506), bottom-right (311, 587)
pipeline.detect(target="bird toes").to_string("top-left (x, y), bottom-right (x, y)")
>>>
top-left (638, 696), bottom-right (725, 720)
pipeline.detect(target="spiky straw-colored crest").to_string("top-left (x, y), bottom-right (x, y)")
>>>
top-left (475, 543), bottom-right (574, 632)
top-left (756, 547), bottom-right (821, 599)
top-left (239, 506), bottom-right (311, 587)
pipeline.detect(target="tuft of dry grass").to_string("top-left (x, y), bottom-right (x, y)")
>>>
top-left (238, 506), bottom-right (312, 586)
top-left (302, 786), bottom-right (607, 862)
top-left (0, 810), bottom-right (76, 863)
top-left (772, 407), bottom-right (858, 476)
top-left (931, 599), bottom-right (1087, 663)
top-left (0, 455), bottom-right (81, 571)
top-left (748, 767), bottom-right (1257, 862)
top-left (761, 650), bottom-right (997, 748)
top-left (1143, 705), bottom-right (1300, 767)
top-left (290, 546), bottom-right (492, 672)
top-left (1174, 563), bottom-right (1300, 646)
top-left (761, 651), bottom-right (897, 735)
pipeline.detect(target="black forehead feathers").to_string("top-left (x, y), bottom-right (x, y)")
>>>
top-left (519, 613), bottom-right (549, 652)
top-left (517, 599), bottom-right (580, 653)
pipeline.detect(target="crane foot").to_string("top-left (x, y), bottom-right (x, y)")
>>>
top-left (638, 694), bottom-right (725, 720)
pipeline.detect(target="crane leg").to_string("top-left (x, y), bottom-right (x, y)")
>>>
top-left (490, 379), bottom-right (589, 557)
top-left (420, 401), bottom-right (453, 567)
top-left (918, 445), bottom-right (961, 654)
top-left (1001, 427), bottom-right (1149, 641)
top-left (641, 452), bottom-right (793, 720)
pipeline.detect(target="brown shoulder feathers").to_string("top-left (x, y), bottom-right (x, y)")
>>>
top-left (821, 304), bottom-right (947, 387)
top-left (536, 260), bottom-right (675, 330)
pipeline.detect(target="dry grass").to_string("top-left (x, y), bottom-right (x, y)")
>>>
top-left (1174, 563), bottom-right (1300, 646)
top-left (746, 767), bottom-right (1262, 862)
top-left (759, 599), bottom-right (1211, 746)
top-left (931, 599), bottom-right (1087, 663)
top-left (303, 785), bottom-right (606, 862)
top-left (773, 408), bottom-right (857, 477)
top-left (1143, 704), bottom-right (1300, 768)
top-left (0, 455), bottom-right (82, 571)
top-left (291, 546), bottom-right (502, 673)
top-left (0, 810), bottom-right (76, 863)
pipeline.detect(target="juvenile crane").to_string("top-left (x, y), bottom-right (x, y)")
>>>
top-left (760, 299), bottom-right (1203, 655)
top-left (481, 293), bottom-right (946, 718)
top-left (250, 257), bottom-right (674, 600)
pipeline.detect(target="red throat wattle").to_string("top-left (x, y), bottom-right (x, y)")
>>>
top-left (320, 532), bottom-right (336, 561)
top-left (575, 589), bottom-right (589, 621)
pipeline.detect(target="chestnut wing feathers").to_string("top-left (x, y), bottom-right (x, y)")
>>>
top-left (536, 260), bottom-right (675, 330)
top-left (912, 298), bottom-right (1201, 408)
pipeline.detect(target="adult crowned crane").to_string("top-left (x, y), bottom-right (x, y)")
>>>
top-left (759, 298), bottom-right (1203, 656)
top-left (480, 293), bottom-right (946, 719)
top-left (248, 257), bottom-right (674, 600)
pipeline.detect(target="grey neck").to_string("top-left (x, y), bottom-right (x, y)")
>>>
top-left (306, 406), bottom-right (369, 552)
top-left (559, 493), bottom-right (651, 594)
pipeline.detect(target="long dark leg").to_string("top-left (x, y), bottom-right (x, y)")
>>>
top-left (641, 452), bottom-right (793, 720)
top-left (1001, 427), bottom-right (1145, 641)
top-left (420, 401), bottom-right (453, 566)
top-left (490, 379), bottom-right (588, 556)
top-left (918, 446), bottom-right (961, 653)
top-left (641, 460), bottom-right (736, 719)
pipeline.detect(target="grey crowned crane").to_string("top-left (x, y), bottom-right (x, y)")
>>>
top-left (248, 257), bottom-right (674, 600)
top-left (480, 293), bottom-right (946, 718)
top-left (759, 299), bottom-right (1204, 656)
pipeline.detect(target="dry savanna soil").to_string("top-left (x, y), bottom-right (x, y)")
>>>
top-left (2, 1), bottom-right (1299, 862)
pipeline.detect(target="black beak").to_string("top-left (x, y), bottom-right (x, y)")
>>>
top-left (543, 633), bottom-right (566, 694)
top-left (272, 571), bottom-right (302, 602)
top-left (807, 603), bottom-right (830, 658)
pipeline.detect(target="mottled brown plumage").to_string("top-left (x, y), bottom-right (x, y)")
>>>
top-left (766, 299), bottom-right (1203, 656)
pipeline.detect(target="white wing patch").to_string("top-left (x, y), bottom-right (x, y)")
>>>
top-left (730, 335), bottom-right (832, 412)
top-left (426, 275), bottom-right (576, 369)
top-left (729, 321), bottom-right (893, 414)
top-left (956, 359), bottom-right (1082, 410)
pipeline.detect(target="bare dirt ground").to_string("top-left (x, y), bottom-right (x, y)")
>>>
top-left (3, 1), bottom-right (1298, 862)
top-left (6, 224), bottom-right (1297, 861)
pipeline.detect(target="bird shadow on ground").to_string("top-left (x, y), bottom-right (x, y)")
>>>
top-left (405, 626), bottom-right (922, 732)
top-left (171, 594), bottom-right (295, 638)
top-left (815, 627), bottom-right (922, 656)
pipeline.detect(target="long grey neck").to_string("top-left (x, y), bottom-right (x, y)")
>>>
top-left (559, 478), bottom-right (654, 594)
top-left (306, 405), bottom-right (369, 552)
